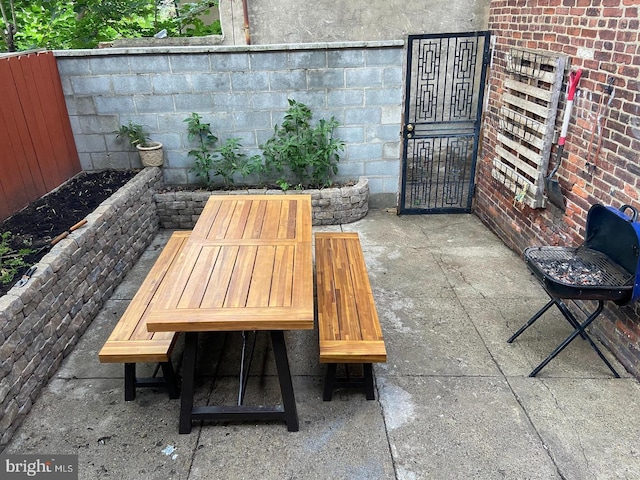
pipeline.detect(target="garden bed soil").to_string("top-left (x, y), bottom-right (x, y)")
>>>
top-left (0, 170), bottom-right (138, 297)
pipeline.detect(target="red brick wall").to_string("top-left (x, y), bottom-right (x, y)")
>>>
top-left (476, 0), bottom-right (640, 377)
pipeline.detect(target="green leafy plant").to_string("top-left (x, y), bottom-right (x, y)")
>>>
top-left (213, 137), bottom-right (263, 188)
top-left (175, 1), bottom-right (221, 37)
top-left (0, 231), bottom-right (33, 286)
top-left (261, 99), bottom-right (344, 189)
top-left (185, 112), bottom-right (218, 186)
top-left (1, 0), bottom-right (221, 52)
top-left (115, 121), bottom-right (151, 148)
top-left (185, 113), bottom-right (264, 188)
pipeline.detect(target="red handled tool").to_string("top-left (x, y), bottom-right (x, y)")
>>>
top-left (545, 68), bottom-right (582, 210)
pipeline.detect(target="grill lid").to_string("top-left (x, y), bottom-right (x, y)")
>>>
top-left (586, 205), bottom-right (639, 268)
top-left (585, 205), bottom-right (640, 302)
top-left (525, 204), bottom-right (640, 304)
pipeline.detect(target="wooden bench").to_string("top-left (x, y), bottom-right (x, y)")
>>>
top-left (315, 232), bottom-right (387, 401)
top-left (98, 231), bottom-right (190, 401)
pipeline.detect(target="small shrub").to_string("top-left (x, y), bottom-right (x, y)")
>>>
top-left (261, 99), bottom-right (344, 189)
top-left (0, 232), bottom-right (33, 286)
top-left (185, 113), bottom-right (218, 186)
top-left (115, 121), bottom-right (151, 147)
top-left (214, 137), bottom-right (263, 188)
top-left (185, 113), bottom-right (263, 188)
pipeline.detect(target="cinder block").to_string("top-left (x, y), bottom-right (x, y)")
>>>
top-left (231, 71), bottom-right (269, 91)
top-left (170, 54), bottom-right (211, 72)
top-left (365, 87), bottom-right (403, 106)
top-left (112, 75), bottom-right (152, 94)
top-left (346, 68), bottom-right (383, 88)
top-left (71, 76), bottom-right (111, 95)
top-left (95, 96), bottom-right (136, 114)
top-left (328, 50), bottom-right (365, 68)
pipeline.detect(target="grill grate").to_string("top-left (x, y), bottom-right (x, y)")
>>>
top-left (525, 246), bottom-right (633, 287)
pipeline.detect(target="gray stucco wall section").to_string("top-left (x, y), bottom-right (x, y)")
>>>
top-left (221, 0), bottom-right (490, 46)
top-left (55, 42), bottom-right (405, 207)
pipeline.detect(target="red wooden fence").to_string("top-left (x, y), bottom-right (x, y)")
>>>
top-left (0, 50), bottom-right (81, 221)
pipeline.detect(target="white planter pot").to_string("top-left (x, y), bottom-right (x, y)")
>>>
top-left (137, 142), bottom-right (163, 167)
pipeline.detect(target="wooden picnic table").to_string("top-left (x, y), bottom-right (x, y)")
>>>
top-left (146, 194), bottom-right (314, 433)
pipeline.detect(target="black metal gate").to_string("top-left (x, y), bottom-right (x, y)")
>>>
top-left (400, 31), bottom-right (490, 214)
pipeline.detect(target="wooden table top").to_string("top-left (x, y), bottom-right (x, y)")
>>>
top-left (147, 195), bottom-right (314, 333)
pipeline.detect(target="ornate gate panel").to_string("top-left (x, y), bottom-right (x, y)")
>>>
top-left (400, 32), bottom-right (490, 213)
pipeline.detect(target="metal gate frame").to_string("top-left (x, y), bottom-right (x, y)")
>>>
top-left (399, 31), bottom-right (490, 214)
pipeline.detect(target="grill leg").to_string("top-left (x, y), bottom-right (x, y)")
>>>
top-left (529, 300), bottom-right (620, 378)
top-left (507, 298), bottom-right (555, 343)
top-left (553, 299), bottom-right (589, 341)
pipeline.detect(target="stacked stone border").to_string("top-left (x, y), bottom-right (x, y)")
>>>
top-left (155, 177), bottom-right (369, 229)
top-left (0, 168), bottom-right (162, 449)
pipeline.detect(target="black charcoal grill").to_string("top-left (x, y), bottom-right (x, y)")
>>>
top-left (508, 204), bottom-right (640, 377)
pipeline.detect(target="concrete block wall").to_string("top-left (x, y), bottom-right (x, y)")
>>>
top-left (54, 42), bottom-right (405, 208)
top-left (0, 168), bottom-right (161, 449)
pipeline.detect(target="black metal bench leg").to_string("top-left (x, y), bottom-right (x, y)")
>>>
top-left (160, 362), bottom-right (180, 399)
top-left (124, 363), bottom-right (136, 401)
top-left (179, 332), bottom-right (198, 434)
top-left (364, 363), bottom-right (375, 400)
top-left (323, 364), bottom-right (337, 401)
top-left (270, 330), bottom-right (299, 432)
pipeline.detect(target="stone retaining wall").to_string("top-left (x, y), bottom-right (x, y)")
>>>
top-left (0, 168), bottom-right (162, 449)
top-left (155, 177), bottom-right (369, 228)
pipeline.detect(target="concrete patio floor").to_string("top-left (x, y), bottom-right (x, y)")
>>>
top-left (4, 209), bottom-right (640, 479)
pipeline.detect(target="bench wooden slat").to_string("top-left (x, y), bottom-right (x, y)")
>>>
top-left (320, 340), bottom-right (387, 363)
top-left (98, 340), bottom-right (178, 363)
top-left (98, 231), bottom-right (190, 364)
top-left (315, 232), bottom-right (387, 364)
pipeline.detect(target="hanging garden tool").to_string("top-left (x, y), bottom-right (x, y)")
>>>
top-left (545, 68), bottom-right (582, 210)
top-left (586, 77), bottom-right (615, 173)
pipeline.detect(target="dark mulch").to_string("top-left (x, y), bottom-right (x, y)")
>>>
top-left (1, 170), bottom-right (138, 297)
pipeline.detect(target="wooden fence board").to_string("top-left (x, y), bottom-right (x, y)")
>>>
top-left (9, 55), bottom-right (61, 191)
top-left (0, 59), bottom-right (41, 203)
top-left (0, 51), bottom-right (80, 221)
top-left (43, 53), bottom-right (80, 181)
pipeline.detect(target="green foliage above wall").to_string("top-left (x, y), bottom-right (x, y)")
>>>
top-left (0, 0), bottom-right (221, 52)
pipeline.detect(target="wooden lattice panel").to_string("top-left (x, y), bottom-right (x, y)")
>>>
top-left (492, 48), bottom-right (566, 208)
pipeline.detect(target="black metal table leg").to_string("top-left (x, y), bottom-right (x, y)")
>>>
top-left (323, 364), bottom-right (337, 401)
top-left (179, 332), bottom-right (198, 434)
top-left (270, 330), bottom-right (299, 432)
top-left (178, 330), bottom-right (300, 433)
top-left (124, 363), bottom-right (136, 401)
